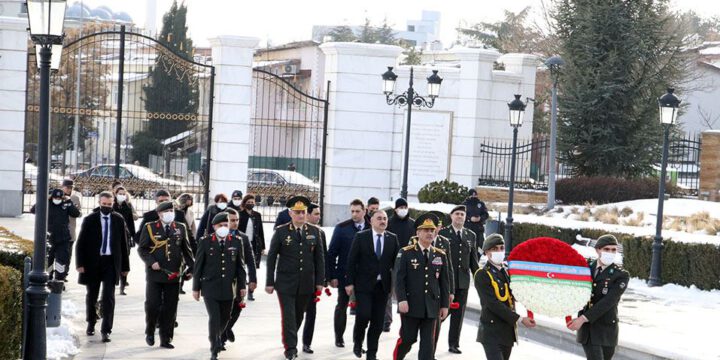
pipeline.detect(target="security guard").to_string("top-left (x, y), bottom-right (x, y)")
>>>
top-left (438, 205), bottom-right (479, 354)
top-left (266, 196), bottom-right (325, 360)
top-left (193, 213), bottom-right (247, 360)
top-left (31, 188), bottom-right (81, 280)
top-left (475, 234), bottom-right (535, 360)
top-left (568, 234), bottom-right (629, 360)
top-left (137, 201), bottom-right (194, 349)
top-left (393, 213), bottom-right (450, 360)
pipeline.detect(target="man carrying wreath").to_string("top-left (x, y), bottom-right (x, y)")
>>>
top-left (474, 234), bottom-right (535, 360)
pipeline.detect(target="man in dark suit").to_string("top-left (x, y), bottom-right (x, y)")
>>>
top-left (192, 212), bottom-right (247, 360)
top-left (137, 201), bottom-right (194, 349)
top-left (136, 190), bottom-right (194, 251)
top-left (393, 213), bottom-right (450, 360)
top-left (274, 207), bottom-right (292, 229)
top-left (438, 205), bottom-right (479, 354)
top-left (301, 202), bottom-right (328, 354)
top-left (568, 234), bottom-right (629, 360)
top-left (475, 234), bottom-right (535, 360)
top-left (75, 191), bottom-right (130, 342)
top-left (327, 198), bottom-right (370, 347)
top-left (346, 209), bottom-right (399, 360)
top-left (266, 196), bottom-right (325, 360)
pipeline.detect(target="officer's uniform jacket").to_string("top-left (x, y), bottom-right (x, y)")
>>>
top-left (577, 260), bottom-right (629, 347)
top-left (395, 243), bottom-right (450, 319)
top-left (266, 222), bottom-right (325, 295)
top-left (439, 226), bottom-right (479, 290)
top-left (411, 234), bottom-right (454, 294)
top-left (193, 233), bottom-right (247, 301)
top-left (474, 263), bottom-right (519, 346)
top-left (138, 220), bottom-right (194, 284)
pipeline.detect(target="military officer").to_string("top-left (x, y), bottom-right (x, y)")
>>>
top-left (393, 213), bottom-right (450, 360)
top-left (137, 201), bottom-right (195, 349)
top-left (193, 213), bottom-right (247, 360)
top-left (568, 234), bottom-right (629, 360)
top-left (266, 196), bottom-right (325, 360)
top-left (475, 234), bottom-right (535, 360)
top-left (438, 205), bottom-right (479, 354)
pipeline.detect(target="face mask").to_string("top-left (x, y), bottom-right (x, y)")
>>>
top-left (100, 206), bottom-right (113, 215)
top-left (216, 202), bottom-right (227, 210)
top-left (161, 212), bottom-right (175, 224)
top-left (116, 195), bottom-right (127, 203)
top-left (245, 204), bottom-right (255, 210)
top-left (232, 199), bottom-right (242, 207)
top-left (215, 226), bottom-right (229, 238)
top-left (52, 199), bottom-right (62, 205)
top-left (599, 251), bottom-right (616, 266)
top-left (489, 251), bottom-right (505, 265)
top-left (396, 209), bottom-right (409, 218)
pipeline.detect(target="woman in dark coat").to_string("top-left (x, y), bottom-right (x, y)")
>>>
top-left (238, 194), bottom-right (265, 269)
top-left (195, 193), bottom-right (229, 239)
top-left (113, 186), bottom-right (138, 295)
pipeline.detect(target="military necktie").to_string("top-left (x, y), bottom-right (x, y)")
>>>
top-left (423, 249), bottom-right (429, 264)
top-left (456, 230), bottom-right (462, 239)
top-left (220, 239), bottom-right (225, 252)
top-left (165, 225), bottom-right (172, 236)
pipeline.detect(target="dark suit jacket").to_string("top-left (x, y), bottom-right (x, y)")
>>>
top-left (346, 230), bottom-right (400, 294)
top-left (327, 218), bottom-right (369, 286)
top-left (395, 244), bottom-right (450, 319)
top-left (230, 229), bottom-right (257, 284)
top-left (274, 208), bottom-right (291, 229)
top-left (577, 261), bottom-right (629, 347)
top-left (75, 211), bottom-right (130, 286)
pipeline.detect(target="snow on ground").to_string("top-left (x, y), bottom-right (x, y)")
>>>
top-left (46, 299), bottom-right (80, 360)
top-left (626, 277), bottom-right (720, 308)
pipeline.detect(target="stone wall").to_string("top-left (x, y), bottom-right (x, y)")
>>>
top-left (699, 130), bottom-right (720, 201)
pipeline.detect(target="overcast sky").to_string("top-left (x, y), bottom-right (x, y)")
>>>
top-left (74, 0), bottom-right (720, 47)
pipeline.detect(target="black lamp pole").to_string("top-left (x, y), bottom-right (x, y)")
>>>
top-left (649, 88), bottom-right (681, 287)
top-left (505, 95), bottom-right (527, 257)
top-left (382, 66), bottom-right (442, 200)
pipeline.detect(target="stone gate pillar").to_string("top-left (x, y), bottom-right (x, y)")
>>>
top-left (700, 130), bottom-right (720, 201)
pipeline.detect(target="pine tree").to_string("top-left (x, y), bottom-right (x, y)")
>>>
top-left (135, 0), bottom-right (198, 165)
top-left (327, 25), bottom-right (357, 42)
top-left (554, 0), bottom-right (692, 178)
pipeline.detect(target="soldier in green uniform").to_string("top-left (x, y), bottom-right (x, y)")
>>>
top-left (137, 201), bottom-right (195, 349)
top-left (474, 234), bottom-right (535, 360)
top-left (266, 196), bottom-right (325, 360)
top-left (438, 205), bottom-right (479, 354)
top-left (568, 234), bottom-right (629, 360)
top-left (393, 213), bottom-right (450, 360)
top-left (192, 213), bottom-right (247, 360)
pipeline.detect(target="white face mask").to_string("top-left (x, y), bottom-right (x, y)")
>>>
top-left (161, 212), bottom-right (175, 224)
top-left (599, 251), bottom-right (616, 266)
top-left (52, 199), bottom-right (62, 205)
top-left (215, 226), bottom-right (229, 238)
top-left (216, 202), bottom-right (227, 210)
top-left (116, 195), bottom-right (127, 203)
top-left (232, 199), bottom-right (242, 207)
top-left (396, 209), bottom-right (409, 218)
top-left (489, 251), bottom-right (505, 265)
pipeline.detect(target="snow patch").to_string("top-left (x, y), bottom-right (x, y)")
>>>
top-left (46, 299), bottom-right (79, 360)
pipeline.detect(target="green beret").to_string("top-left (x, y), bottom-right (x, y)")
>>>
top-left (212, 212), bottom-right (229, 225)
top-left (482, 233), bottom-right (505, 252)
top-left (595, 234), bottom-right (619, 249)
top-left (156, 201), bottom-right (174, 213)
top-left (451, 205), bottom-right (466, 214)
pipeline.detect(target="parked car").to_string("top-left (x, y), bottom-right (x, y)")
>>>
top-left (247, 168), bottom-right (319, 206)
top-left (23, 163), bottom-right (64, 194)
top-left (71, 164), bottom-right (187, 198)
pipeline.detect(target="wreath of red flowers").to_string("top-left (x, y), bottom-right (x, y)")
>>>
top-left (508, 237), bottom-right (587, 266)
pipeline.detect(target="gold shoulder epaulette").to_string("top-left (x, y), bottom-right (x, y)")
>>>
top-left (402, 244), bottom-right (415, 251)
top-left (432, 247), bottom-right (446, 255)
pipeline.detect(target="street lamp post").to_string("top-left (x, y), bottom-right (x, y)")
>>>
top-left (505, 95), bottom-right (527, 257)
top-left (25, 1), bottom-right (66, 358)
top-left (382, 66), bottom-right (442, 200)
top-left (544, 55), bottom-right (564, 210)
top-left (649, 88), bottom-right (681, 287)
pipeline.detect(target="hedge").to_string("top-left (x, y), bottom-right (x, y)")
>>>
top-left (0, 264), bottom-right (23, 360)
top-left (0, 227), bottom-right (34, 272)
top-left (556, 176), bottom-right (681, 205)
top-left (418, 180), bottom-right (469, 204)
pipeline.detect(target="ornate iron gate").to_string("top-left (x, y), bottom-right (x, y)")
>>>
top-left (249, 69), bottom-right (329, 221)
top-left (23, 25), bottom-right (215, 214)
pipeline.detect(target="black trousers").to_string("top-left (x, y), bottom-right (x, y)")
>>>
top-left (85, 255), bottom-right (116, 334)
top-left (393, 315), bottom-right (436, 360)
top-left (302, 294), bottom-right (317, 346)
top-left (224, 297), bottom-right (243, 338)
top-left (482, 342), bottom-right (513, 360)
top-left (582, 344), bottom-right (616, 360)
top-left (448, 288), bottom-right (468, 348)
top-left (277, 291), bottom-right (311, 355)
top-left (384, 269), bottom-right (397, 326)
top-left (334, 286), bottom-right (350, 341)
top-left (49, 240), bottom-right (70, 280)
top-left (145, 281), bottom-right (180, 342)
top-left (203, 297), bottom-right (233, 351)
top-left (354, 282), bottom-right (389, 357)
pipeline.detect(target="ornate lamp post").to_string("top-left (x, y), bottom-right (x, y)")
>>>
top-left (382, 66), bottom-right (442, 200)
top-left (505, 95), bottom-right (527, 257)
top-left (25, 1), bottom-right (66, 358)
top-left (649, 88), bottom-right (681, 287)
